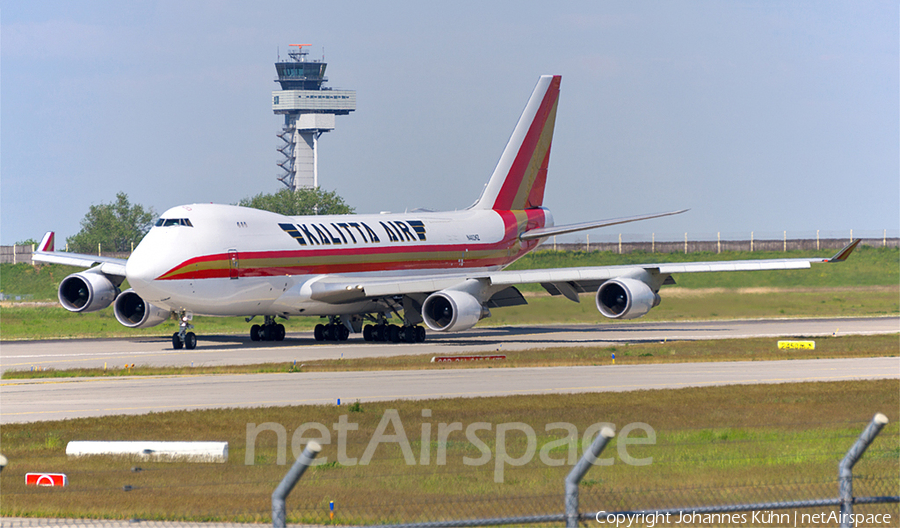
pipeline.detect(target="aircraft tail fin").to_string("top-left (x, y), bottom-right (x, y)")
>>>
top-left (472, 75), bottom-right (561, 211)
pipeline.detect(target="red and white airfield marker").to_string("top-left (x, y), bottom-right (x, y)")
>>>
top-left (25, 473), bottom-right (68, 487)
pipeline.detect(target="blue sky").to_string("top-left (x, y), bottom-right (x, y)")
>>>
top-left (2, 1), bottom-right (897, 245)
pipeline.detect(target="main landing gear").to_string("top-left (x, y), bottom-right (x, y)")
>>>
top-left (172, 311), bottom-right (197, 350)
top-left (314, 317), bottom-right (350, 342)
top-left (250, 316), bottom-right (286, 342)
top-left (363, 323), bottom-right (426, 343)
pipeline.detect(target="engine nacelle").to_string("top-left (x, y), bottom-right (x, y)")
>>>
top-left (595, 278), bottom-right (661, 320)
top-left (422, 289), bottom-right (485, 332)
top-left (58, 272), bottom-right (119, 313)
top-left (114, 289), bottom-right (172, 329)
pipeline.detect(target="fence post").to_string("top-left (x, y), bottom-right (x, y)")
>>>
top-left (651, 233), bottom-right (655, 253)
top-left (817, 230), bottom-right (820, 251)
top-left (683, 233), bottom-right (687, 254)
top-left (565, 427), bottom-right (614, 528)
top-left (586, 234), bottom-right (589, 252)
top-left (783, 231), bottom-right (786, 252)
top-left (750, 231), bottom-right (754, 252)
top-left (272, 441), bottom-right (322, 528)
top-left (618, 234), bottom-right (622, 255)
top-left (717, 232), bottom-right (720, 254)
top-left (839, 413), bottom-right (888, 528)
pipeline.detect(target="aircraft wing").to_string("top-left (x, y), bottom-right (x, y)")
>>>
top-left (496, 239), bottom-right (860, 302)
top-left (31, 232), bottom-right (128, 277)
top-left (307, 239), bottom-right (861, 305)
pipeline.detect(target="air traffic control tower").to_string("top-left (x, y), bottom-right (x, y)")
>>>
top-left (272, 44), bottom-right (356, 190)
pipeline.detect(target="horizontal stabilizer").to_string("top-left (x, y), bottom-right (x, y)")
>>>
top-left (519, 209), bottom-right (688, 240)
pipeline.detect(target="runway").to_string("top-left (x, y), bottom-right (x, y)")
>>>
top-left (1, 357), bottom-right (896, 424)
top-left (1, 317), bottom-right (897, 424)
top-left (1, 316), bottom-right (896, 374)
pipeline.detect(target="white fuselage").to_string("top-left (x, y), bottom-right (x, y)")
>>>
top-left (126, 204), bottom-right (551, 317)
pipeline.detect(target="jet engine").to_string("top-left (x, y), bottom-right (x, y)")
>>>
top-left (114, 289), bottom-right (172, 329)
top-left (58, 272), bottom-right (119, 313)
top-left (422, 289), bottom-right (485, 332)
top-left (595, 278), bottom-right (661, 320)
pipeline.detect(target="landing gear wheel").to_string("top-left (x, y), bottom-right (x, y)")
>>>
top-left (416, 326), bottom-right (426, 343)
top-left (184, 332), bottom-right (197, 350)
top-left (314, 324), bottom-right (325, 342)
top-left (338, 325), bottom-right (350, 341)
top-left (172, 332), bottom-right (184, 350)
top-left (389, 324), bottom-right (401, 343)
top-left (250, 324), bottom-right (261, 342)
top-left (363, 325), bottom-right (374, 342)
top-left (275, 324), bottom-right (286, 341)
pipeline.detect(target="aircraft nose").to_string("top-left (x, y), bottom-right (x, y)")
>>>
top-left (125, 240), bottom-right (169, 297)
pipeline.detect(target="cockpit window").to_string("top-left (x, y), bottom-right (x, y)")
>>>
top-left (155, 218), bottom-right (194, 227)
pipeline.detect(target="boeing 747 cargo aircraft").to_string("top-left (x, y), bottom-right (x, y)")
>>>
top-left (34, 75), bottom-right (859, 349)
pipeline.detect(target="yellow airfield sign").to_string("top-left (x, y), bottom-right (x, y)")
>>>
top-left (777, 340), bottom-right (816, 350)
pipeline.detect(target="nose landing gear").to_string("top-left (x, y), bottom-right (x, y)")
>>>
top-left (172, 311), bottom-right (197, 350)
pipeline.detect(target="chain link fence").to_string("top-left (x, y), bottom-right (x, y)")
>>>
top-left (2, 415), bottom-right (896, 527)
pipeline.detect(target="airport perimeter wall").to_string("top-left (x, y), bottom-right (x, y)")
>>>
top-left (547, 236), bottom-right (899, 254)
top-left (2, 236), bottom-right (897, 265)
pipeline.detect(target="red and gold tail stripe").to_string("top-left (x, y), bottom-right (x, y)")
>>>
top-left (492, 76), bottom-right (560, 211)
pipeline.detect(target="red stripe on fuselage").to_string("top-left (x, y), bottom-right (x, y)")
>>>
top-left (156, 210), bottom-right (547, 281)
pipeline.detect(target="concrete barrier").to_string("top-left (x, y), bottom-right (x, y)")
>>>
top-left (66, 441), bottom-right (228, 463)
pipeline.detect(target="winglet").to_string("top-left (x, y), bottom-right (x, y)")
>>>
top-left (37, 232), bottom-right (55, 253)
top-left (827, 239), bottom-right (861, 262)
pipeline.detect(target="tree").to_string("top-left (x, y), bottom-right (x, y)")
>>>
top-left (67, 192), bottom-right (156, 253)
top-left (237, 188), bottom-right (354, 216)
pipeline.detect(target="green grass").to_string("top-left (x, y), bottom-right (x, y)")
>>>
top-left (508, 246), bottom-right (899, 291)
top-left (1, 247), bottom-right (896, 341)
top-left (493, 285), bottom-right (900, 325)
top-left (1, 380), bottom-right (896, 523)
top-left (2, 246), bottom-right (896, 300)
top-left (2, 286), bottom-right (896, 341)
top-left (4, 334), bottom-right (897, 379)
top-left (0, 263), bottom-right (84, 300)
